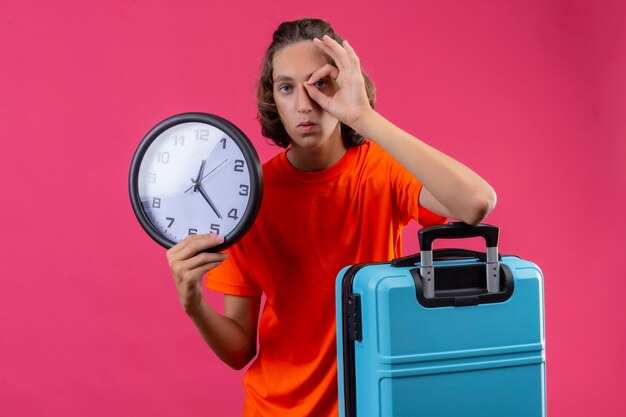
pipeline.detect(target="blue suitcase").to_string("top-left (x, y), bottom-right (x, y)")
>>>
top-left (336, 222), bottom-right (546, 417)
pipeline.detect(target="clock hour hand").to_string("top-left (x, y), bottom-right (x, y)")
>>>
top-left (196, 184), bottom-right (223, 219)
top-left (186, 160), bottom-right (207, 194)
top-left (194, 160), bottom-right (206, 185)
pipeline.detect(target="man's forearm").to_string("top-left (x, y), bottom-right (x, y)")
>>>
top-left (186, 298), bottom-right (256, 370)
top-left (353, 110), bottom-right (496, 223)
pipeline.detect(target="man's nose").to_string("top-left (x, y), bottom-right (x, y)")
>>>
top-left (296, 84), bottom-right (313, 113)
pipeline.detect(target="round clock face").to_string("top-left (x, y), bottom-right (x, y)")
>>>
top-left (129, 113), bottom-right (263, 251)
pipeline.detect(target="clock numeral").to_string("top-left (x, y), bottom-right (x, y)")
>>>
top-left (166, 217), bottom-right (175, 228)
top-left (194, 129), bottom-right (209, 141)
top-left (188, 228), bottom-right (198, 235)
top-left (210, 224), bottom-right (220, 235)
top-left (174, 135), bottom-right (185, 146)
top-left (152, 197), bottom-right (161, 208)
top-left (239, 184), bottom-right (249, 196)
top-left (228, 208), bottom-right (239, 220)
top-left (157, 152), bottom-right (170, 163)
top-left (220, 137), bottom-right (227, 149)
top-left (148, 173), bottom-right (157, 183)
top-left (234, 160), bottom-right (244, 172)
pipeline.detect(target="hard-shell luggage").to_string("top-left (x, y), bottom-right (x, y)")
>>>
top-left (336, 222), bottom-right (546, 417)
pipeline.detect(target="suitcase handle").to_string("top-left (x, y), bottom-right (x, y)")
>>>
top-left (418, 222), bottom-right (499, 251)
top-left (391, 248), bottom-right (501, 268)
top-left (418, 222), bottom-right (500, 298)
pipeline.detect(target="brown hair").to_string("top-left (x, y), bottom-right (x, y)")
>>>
top-left (257, 18), bottom-right (376, 148)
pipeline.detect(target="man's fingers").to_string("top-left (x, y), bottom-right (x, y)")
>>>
top-left (167, 233), bottom-right (203, 255)
top-left (190, 259), bottom-right (225, 278)
top-left (171, 251), bottom-right (227, 286)
top-left (167, 233), bottom-right (224, 262)
top-left (305, 63), bottom-right (339, 111)
top-left (303, 82), bottom-right (331, 110)
top-left (307, 64), bottom-right (339, 85)
top-left (174, 258), bottom-right (226, 284)
top-left (181, 251), bottom-right (227, 272)
top-left (341, 40), bottom-right (360, 66)
top-left (313, 35), bottom-right (350, 69)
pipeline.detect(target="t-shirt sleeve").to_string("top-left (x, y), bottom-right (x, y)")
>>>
top-left (416, 192), bottom-right (448, 227)
top-left (387, 150), bottom-right (447, 228)
top-left (205, 241), bottom-right (263, 297)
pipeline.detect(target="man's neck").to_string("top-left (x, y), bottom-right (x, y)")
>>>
top-left (287, 129), bottom-right (348, 172)
top-left (286, 136), bottom-right (347, 172)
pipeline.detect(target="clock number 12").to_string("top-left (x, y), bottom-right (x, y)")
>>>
top-left (194, 129), bottom-right (209, 141)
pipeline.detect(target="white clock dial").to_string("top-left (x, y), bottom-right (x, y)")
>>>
top-left (138, 122), bottom-right (251, 239)
top-left (130, 114), bottom-right (262, 250)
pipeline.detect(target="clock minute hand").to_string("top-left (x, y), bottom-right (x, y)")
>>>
top-left (197, 184), bottom-right (223, 219)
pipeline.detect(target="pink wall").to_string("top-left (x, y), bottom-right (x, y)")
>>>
top-left (1, 1), bottom-right (624, 416)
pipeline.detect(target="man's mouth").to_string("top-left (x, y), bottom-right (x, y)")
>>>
top-left (296, 122), bottom-right (316, 133)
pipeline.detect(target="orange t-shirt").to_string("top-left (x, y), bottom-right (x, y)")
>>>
top-left (206, 141), bottom-right (446, 416)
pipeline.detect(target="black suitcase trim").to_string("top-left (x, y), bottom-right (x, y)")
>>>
top-left (340, 263), bottom-right (365, 417)
top-left (340, 262), bottom-right (385, 417)
top-left (410, 263), bottom-right (515, 308)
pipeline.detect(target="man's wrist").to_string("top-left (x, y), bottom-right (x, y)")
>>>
top-left (183, 292), bottom-right (206, 317)
top-left (351, 109), bottom-right (384, 141)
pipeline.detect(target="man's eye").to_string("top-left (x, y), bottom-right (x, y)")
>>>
top-left (315, 80), bottom-right (327, 89)
top-left (279, 85), bottom-right (292, 93)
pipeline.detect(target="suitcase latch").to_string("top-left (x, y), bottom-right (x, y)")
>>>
top-left (347, 294), bottom-right (362, 342)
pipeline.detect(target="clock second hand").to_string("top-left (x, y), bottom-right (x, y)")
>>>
top-left (185, 158), bottom-right (228, 193)
top-left (200, 158), bottom-right (228, 183)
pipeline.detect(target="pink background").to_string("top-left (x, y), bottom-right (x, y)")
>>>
top-left (1, 1), bottom-right (625, 416)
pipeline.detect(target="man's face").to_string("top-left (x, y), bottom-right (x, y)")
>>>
top-left (272, 40), bottom-right (341, 151)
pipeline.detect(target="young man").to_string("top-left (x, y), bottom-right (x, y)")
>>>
top-left (167, 18), bottom-right (496, 416)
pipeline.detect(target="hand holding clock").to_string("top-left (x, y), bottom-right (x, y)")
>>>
top-left (167, 233), bottom-right (227, 313)
top-left (167, 233), bottom-right (259, 369)
top-left (130, 113), bottom-right (262, 365)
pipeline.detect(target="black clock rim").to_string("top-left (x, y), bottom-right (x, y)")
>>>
top-left (129, 112), bottom-right (263, 252)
